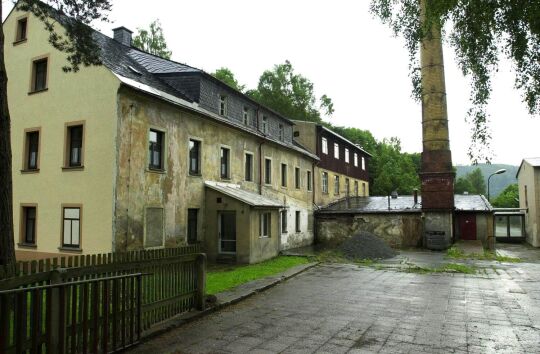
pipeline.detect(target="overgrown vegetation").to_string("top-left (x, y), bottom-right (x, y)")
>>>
top-left (206, 256), bottom-right (309, 295)
top-left (403, 263), bottom-right (477, 274)
top-left (491, 184), bottom-right (519, 208)
top-left (454, 168), bottom-right (486, 195)
top-left (446, 246), bottom-right (521, 263)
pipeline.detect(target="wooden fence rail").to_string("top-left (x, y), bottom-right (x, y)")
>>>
top-left (0, 245), bottom-right (206, 353)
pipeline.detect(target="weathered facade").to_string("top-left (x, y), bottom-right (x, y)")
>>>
top-left (293, 121), bottom-right (371, 206)
top-left (6, 9), bottom-right (317, 263)
top-left (517, 158), bottom-right (540, 247)
top-left (316, 195), bottom-right (493, 249)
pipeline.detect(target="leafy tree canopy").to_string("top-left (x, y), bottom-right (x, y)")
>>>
top-left (133, 19), bottom-right (172, 59)
top-left (454, 167), bottom-right (486, 195)
top-left (491, 183), bottom-right (519, 208)
top-left (212, 67), bottom-right (245, 91)
top-left (247, 60), bottom-right (334, 122)
top-left (370, 0), bottom-right (540, 163)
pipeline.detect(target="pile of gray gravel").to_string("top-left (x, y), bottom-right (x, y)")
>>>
top-left (340, 231), bottom-right (397, 260)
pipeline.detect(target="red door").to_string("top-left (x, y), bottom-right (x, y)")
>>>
top-left (459, 214), bottom-right (477, 240)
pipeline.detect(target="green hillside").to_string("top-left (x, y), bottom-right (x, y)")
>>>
top-left (455, 164), bottom-right (518, 198)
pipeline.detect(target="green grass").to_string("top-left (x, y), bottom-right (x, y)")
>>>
top-left (206, 256), bottom-right (310, 295)
top-left (403, 262), bottom-right (477, 274)
top-left (313, 250), bottom-right (378, 266)
top-left (446, 246), bottom-right (521, 263)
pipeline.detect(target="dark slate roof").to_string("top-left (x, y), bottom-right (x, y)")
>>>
top-left (319, 194), bottom-right (492, 213)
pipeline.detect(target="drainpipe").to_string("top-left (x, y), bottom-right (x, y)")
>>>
top-left (125, 102), bottom-right (135, 252)
top-left (259, 140), bottom-right (265, 195)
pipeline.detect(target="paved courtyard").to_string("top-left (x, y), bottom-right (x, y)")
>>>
top-left (131, 247), bottom-right (540, 353)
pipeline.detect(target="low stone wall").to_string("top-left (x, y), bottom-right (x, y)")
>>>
top-left (315, 213), bottom-right (423, 248)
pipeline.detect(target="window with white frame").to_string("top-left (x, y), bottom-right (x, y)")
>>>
top-left (362, 156), bottom-right (366, 170)
top-left (345, 148), bottom-right (349, 163)
top-left (334, 143), bottom-right (339, 159)
top-left (278, 124), bottom-right (284, 141)
top-left (243, 106), bottom-right (249, 125)
top-left (322, 137), bottom-right (328, 154)
top-left (322, 172), bottom-right (328, 194)
top-left (354, 153), bottom-right (358, 167)
top-left (334, 175), bottom-right (340, 195)
top-left (262, 116), bottom-right (268, 134)
top-left (219, 95), bottom-right (227, 116)
top-left (62, 207), bottom-right (81, 248)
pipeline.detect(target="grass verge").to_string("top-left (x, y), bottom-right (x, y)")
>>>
top-left (314, 250), bottom-right (377, 266)
top-left (403, 262), bottom-right (477, 274)
top-left (446, 246), bottom-right (521, 263)
top-left (206, 256), bottom-right (310, 295)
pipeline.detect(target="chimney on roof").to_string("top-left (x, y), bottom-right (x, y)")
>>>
top-left (113, 26), bottom-right (133, 47)
top-left (413, 189), bottom-right (418, 205)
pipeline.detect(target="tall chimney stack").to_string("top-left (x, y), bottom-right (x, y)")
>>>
top-left (113, 27), bottom-right (133, 47)
top-left (419, 0), bottom-right (455, 249)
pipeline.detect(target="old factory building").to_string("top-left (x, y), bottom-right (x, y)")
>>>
top-left (6, 8), bottom-right (370, 263)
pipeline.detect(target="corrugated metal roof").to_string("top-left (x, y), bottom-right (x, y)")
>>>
top-left (319, 194), bottom-right (492, 213)
top-left (205, 181), bottom-right (284, 208)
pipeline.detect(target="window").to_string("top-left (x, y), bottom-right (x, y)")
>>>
top-left (281, 163), bottom-right (287, 187)
top-left (345, 148), bottom-right (350, 163)
top-left (525, 185), bottom-right (528, 208)
top-left (66, 124), bottom-right (83, 167)
top-left (21, 206), bottom-right (36, 245)
top-left (16, 17), bottom-right (28, 42)
top-left (245, 153), bottom-right (253, 181)
top-left (32, 58), bottom-right (48, 92)
top-left (354, 153), bottom-right (358, 167)
top-left (262, 116), bottom-right (268, 134)
top-left (265, 158), bottom-right (272, 184)
top-left (307, 170), bottom-right (312, 191)
top-left (220, 147), bottom-right (230, 179)
top-left (243, 106), bottom-right (249, 125)
top-left (322, 172), bottom-right (328, 194)
top-left (295, 211), bottom-right (301, 232)
top-left (362, 183), bottom-right (366, 196)
top-left (278, 124), bottom-right (284, 141)
top-left (62, 207), bottom-right (81, 248)
top-left (148, 129), bottom-right (163, 170)
top-left (189, 139), bottom-right (201, 175)
top-left (345, 178), bottom-right (350, 196)
top-left (334, 143), bottom-right (339, 159)
top-left (260, 212), bottom-right (271, 237)
top-left (187, 209), bottom-right (198, 244)
top-left (281, 210), bottom-right (287, 234)
top-left (144, 207), bottom-right (164, 248)
top-left (354, 181), bottom-right (359, 196)
top-left (295, 167), bottom-right (300, 189)
top-left (219, 95), bottom-right (227, 116)
top-left (334, 175), bottom-right (340, 195)
top-left (24, 130), bottom-right (39, 170)
top-left (362, 157), bottom-right (366, 170)
top-left (322, 137), bottom-right (328, 154)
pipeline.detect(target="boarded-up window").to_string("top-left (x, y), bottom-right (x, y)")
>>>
top-left (145, 208), bottom-right (164, 248)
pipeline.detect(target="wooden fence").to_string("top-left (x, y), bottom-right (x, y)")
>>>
top-left (0, 245), bottom-right (206, 353)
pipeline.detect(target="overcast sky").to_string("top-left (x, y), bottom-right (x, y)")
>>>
top-left (5, 0), bottom-right (540, 166)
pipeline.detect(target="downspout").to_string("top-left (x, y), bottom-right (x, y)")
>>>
top-left (125, 102), bottom-right (135, 252)
top-left (256, 107), bottom-right (265, 195)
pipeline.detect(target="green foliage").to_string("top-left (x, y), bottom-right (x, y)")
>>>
top-left (446, 246), bottom-right (521, 263)
top-left (403, 263), bottom-right (477, 274)
top-left (211, 67), bottom-right (245, 91)
top-left (456, 164), bottom-right (517, 198)
top-left (206, 256), bottom-right (309, 295)
top-left (16, 0), bottom-right (112, 72)
top-left (454, 168), bottom-right (485, 195)
top-left (133, 20), bottom-right (172, 59)
top-left (491, 184), bottom-right (519, 208)
top-left (247, 60), bottom-right (333, 122)
top-left (370, 0), bottom-right (540, 163)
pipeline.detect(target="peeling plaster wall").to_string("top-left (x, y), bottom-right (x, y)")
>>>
top-left (114, 88), bottom-right (314, 253)
top-left (518, 163), bottom-right (540, 247)
top-left (316, 213), bottom-right (423, 248)
top-left (315, 169), bottom-right (369, 207)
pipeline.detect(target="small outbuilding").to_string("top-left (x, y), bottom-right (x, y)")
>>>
top-left (315, 194), bottom-right (494, 249)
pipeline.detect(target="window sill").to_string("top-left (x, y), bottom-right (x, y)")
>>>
top-left (221, 177), bottom-right (231, 181)
top-left (146, 168), bottom-right (166, 174)
top-left (13, 38), bottom-right (27, 46)
top-left (18, 243), bottom-right (37, 249)
top-left (20, 169), bottom-right (40, 174)
top-left (58, 247), bottom-right (83, 253)
top-left (188, 173), bottom-right (202, 178)
top-left (259, 236), bottom-right (270, 239)
top-left (62, 166), bottom-right (84, 172)
top-left (28, 88), bottom-right (48, 95)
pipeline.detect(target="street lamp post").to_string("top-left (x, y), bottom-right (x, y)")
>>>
top-left (487, 169), bottom-right (507, 201)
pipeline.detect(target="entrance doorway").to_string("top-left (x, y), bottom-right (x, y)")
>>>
top-left (218, 211), bottom-right (236, 254)
top-left (459, 214), bottom-right (477, 240)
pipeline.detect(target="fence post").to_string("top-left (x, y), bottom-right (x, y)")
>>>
top-left (195, 253), bottom-right (207, 311)
top-left (49, 268), bottom-right (66, 353)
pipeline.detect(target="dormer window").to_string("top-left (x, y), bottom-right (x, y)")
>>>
top-left (262, 116), bottom-right (268, 134)
top-left (362, 156), bottom-right (366, 170)
top-left (243, 106), bottom-right (249, 125)
top-left (15, 17), bottom-right (28, 42)
top-left (345, 148), bottom-right (350, 163)
top-left (278, 124), bottom-right (284, 141)
top-left (354, 153), bottom-right (358, 167)
top-left (334, 143), bottom-right (339, 159)
top-left (219, 95), bottom-right (227, 116)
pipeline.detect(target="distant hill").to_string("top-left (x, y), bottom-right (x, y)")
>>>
top-left (455, 164), bottom-right (518, 198)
